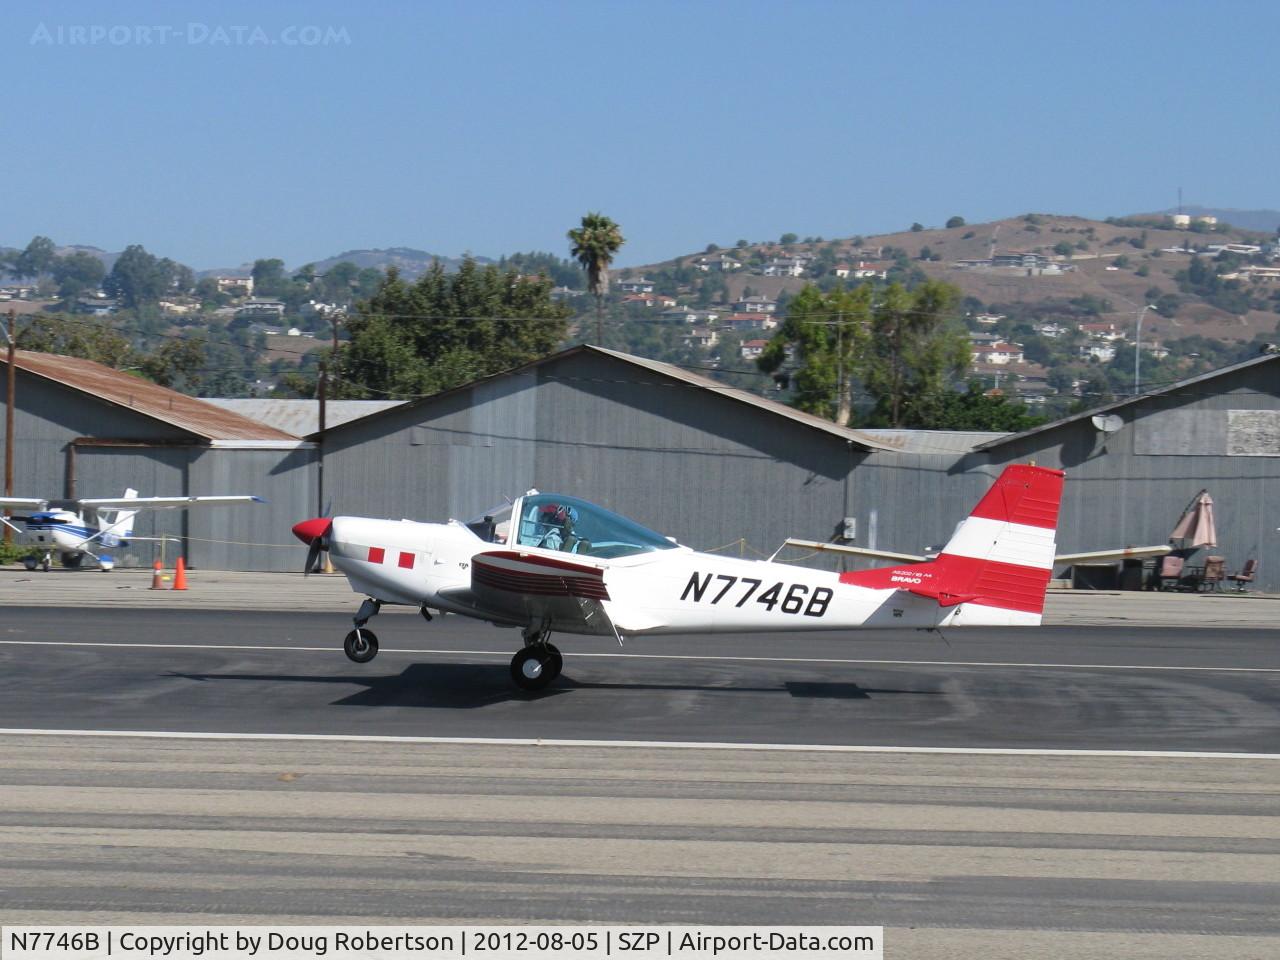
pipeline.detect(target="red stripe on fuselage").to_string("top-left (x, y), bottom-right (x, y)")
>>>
top-left (475, 550), bottom-right (604, 577)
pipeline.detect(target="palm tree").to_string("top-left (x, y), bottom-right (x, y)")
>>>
top-left (568, 213), bottom-right (625, 344)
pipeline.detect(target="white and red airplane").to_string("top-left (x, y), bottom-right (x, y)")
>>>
top-left (293, 463), bottom-right (1065, 691)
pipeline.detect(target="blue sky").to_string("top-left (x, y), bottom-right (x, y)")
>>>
top-left (4, 0), bottom-right (1277, 270)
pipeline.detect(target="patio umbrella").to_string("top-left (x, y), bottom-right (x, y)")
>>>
top-left (1170, 489), bottom-right (1218, 548)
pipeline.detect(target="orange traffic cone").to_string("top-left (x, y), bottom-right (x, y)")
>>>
top-left (150, 560), bottom-right (167, 590)
top-left (173, 556), bottom-right (188, 591)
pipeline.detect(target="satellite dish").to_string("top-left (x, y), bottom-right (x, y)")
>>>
top-left (1091, 414), bottom-right (1124, 434)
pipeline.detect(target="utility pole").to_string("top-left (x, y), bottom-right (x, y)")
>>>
top-left (316, 356), bottom-right (327, 515)
top-left (4, 309), bottom-right (15, 545)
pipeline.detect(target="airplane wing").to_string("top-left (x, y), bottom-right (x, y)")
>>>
top-left (1055, 545), bottom-right (1171, 564)
top-left (0, 498), bottom-right (51, 511)
top-left (75, 495), bottom-right (266, 510)
top-left (468, 550), bottom-right (621, 639)
top-left (781, 538), bottom-right (1172, 566)
top-left (779, 539), bottom-right (927, 562)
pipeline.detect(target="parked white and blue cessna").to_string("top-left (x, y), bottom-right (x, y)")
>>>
top-left (0, 490), bottom-right (263, 571)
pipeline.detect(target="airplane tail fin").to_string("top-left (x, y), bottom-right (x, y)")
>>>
top-left (842, 464), bottom-right (1065, 624)
top-left (99, 488), bottom-right (139, 540)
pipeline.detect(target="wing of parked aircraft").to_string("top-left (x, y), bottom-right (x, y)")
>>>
top-left (75, 495), bottom-right (265, 510)
top-left (0, 498), bottom-right (51, 511)
top-left (780, 538), bottom-right (1171, 566)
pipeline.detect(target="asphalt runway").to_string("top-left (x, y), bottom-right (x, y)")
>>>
top-left (1, 607), bottom-right (1278, 957)
top-left (1, 607), bottom-right (1278, 750)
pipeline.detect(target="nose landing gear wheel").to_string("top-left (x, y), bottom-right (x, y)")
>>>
top-left (344, 629), bottom-right (379, 663)
top-left (511, 643), bottom-right (562, 691)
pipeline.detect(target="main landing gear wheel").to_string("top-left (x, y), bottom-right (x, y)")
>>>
top-left (344, 629), bottom-right (379, 663)
top-left (510, 643), bottom-right (562, 692)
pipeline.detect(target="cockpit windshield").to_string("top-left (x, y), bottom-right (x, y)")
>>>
top-left (512, 494), bottom-right (677, 559)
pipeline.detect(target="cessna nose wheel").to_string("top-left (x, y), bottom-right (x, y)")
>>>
top-left (344, 629), bottom-right (379, 663)
top-left (511, 643), bottom-right (562, 691)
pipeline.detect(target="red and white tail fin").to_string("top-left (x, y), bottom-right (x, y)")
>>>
top-left (842, 464), bottom-right (1065, 625)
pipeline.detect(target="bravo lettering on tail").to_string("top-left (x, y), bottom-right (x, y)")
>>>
top-left (292, 464), bottom-right (1065, 691)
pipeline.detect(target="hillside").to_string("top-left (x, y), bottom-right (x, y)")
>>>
top-left (628, 213), bottom-right (1280, 346)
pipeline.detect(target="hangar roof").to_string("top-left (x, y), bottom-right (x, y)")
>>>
top-left (858, 428), bottom-right (1010, 454)
top-left (310, 345), bottom-right (900, 452)
top-left (205, 398), bottom-right (404, 436)
top-left (973, 351), bottom-right (1280, 451)
top-left (7, 350), bottom-right (301, 443)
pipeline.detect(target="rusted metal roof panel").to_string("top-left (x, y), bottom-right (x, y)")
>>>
top-left (9, 350), bottom-right (300, 442)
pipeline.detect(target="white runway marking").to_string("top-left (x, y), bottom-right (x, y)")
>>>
top-left (1, 638), bottom-right (1277, 674)
top-left (0, 727), bottom-right (1277, 760)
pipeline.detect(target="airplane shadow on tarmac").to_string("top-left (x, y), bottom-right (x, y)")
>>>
top-left (166, 663), bottom-right (942, 709)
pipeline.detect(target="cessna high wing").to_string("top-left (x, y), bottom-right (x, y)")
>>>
top-left (0, 490), bottom-right (264, 570)
top-left (292, 463), bottom-right (1065, 691)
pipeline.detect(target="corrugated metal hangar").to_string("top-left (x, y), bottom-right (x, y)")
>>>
top-left (4, 345), bottom-right (1279, 589)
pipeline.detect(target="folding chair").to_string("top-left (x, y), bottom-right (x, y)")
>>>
top-left (1227, 559), bottom-right (1258, 592)
top-left (1157, 555), bottom-right (1184, 591)
top-left (1200, 556), bottom-right (1225, 592)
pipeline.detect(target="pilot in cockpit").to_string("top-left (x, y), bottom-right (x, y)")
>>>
top-left (537, 503), bottom-right (581, 552)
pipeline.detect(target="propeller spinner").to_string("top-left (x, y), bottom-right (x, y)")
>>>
top-left (292, 517), bottom-right (332, 574)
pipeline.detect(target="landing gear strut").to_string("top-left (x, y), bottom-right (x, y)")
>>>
top-left (510, 621), bottom-right (562, 691)
top-left (344, 597), bottom-right (381, 663)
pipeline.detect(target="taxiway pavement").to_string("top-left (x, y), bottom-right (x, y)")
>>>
top-left (0, 572), bottom-right (1277, 958)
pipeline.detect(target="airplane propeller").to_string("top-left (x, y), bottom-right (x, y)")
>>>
top-left (292, 517), bottom-right (333, 574)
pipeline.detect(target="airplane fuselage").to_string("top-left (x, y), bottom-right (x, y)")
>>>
top-left (323, 516), bottom-right (1037, 638)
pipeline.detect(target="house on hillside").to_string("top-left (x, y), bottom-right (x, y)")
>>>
top-left (616, 277), bottom-right (656, 294)
top-left (731, 296), bottom-right (777, 314)
top-left (833, 262), bottom-right (889, 280)
top-left (75, 297), bottom-right (118, 316)
top-left (1079, 321), bottom-right (1126, 342)
top-left (993, 252), bottom-right (1050, 269)
top-left (1081, 342), bottom-right (1117, 362)
top-left (740, 338), bottom-right (769, 360)
top-left (235, 299), bottom-right (286, 321)
top-left (722, 313), bottom-right (778, 332)
top-left (760, 258), bottom-right (806, 278)
top-left (215, 276), bottom-right (254, 296)
top-left (972, 343), bottom-right (1025, 365)
top-left (696, 254), bottom-right (743, 272)
top-left (682, 326), bottom-right (720, 348)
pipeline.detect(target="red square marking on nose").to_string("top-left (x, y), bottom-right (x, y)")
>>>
top-left (367, 547), bottom-right (385, 563)
top-left (398, 551), bottom-right (415, 569)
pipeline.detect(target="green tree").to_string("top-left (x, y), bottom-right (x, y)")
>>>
top-left (567, 212), bottom-right (625, 343)
top-left (138, 338), bottom-right (205, 391)
top-left (945, 216), bottom-right (966, 229)
top-left (757, 284), bottom-right (872, 425)
top-left (195, 277), bottom-right (230, 307)
top-left (102, 244), bottom-right (177, 309)
top-left (929, 381), bottom-right (1046, 431)
top-left (15, 314), bottom-right (137, 367)
top-left (779, 232), bottom-right (799, 245)
top-left (862, 280), bottom-right (969, 427)
top-left (50, 251), bottom-right (106, 300)
top-left (340, 258), bottom-right (571, 399)
top-left (12, 236), bottom-right (57, 281)
top-left (910, 222), bottom-right (924, 232)
top-left (251, 258), bottom-right (287, 297)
